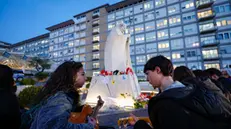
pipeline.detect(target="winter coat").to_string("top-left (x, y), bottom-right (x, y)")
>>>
top-left (0, 89), bottom-right (21, 129)
top-left (30, 91), bottom-right (94, 129)
top-left (147, 79), bottom-right (231, 129)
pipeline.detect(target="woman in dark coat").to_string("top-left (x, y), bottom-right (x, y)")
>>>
top-left (0, 64), bottom-right (21, 129)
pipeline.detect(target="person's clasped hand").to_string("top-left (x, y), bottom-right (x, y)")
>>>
top-left (129, 113), bottom-right (139, 126)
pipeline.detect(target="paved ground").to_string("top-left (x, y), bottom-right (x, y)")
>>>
top-left (98, 108), bottom-right (148, 129)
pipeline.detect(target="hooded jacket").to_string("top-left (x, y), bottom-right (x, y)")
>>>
top-left (147, 79), bottom-right (231, 129)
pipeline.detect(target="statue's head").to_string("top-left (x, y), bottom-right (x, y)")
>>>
top-left (116, 22), bottom-right (127, 34)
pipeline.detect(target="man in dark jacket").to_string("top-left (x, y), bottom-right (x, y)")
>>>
top-left (0, 64), bottom-right (21, 129)
top-left (132, 56), bottom-right (231, 129)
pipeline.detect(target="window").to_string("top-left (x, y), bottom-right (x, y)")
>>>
top-left (80, 24), bottom-right (86, 30)
top-left (68, 41), bottom-right (74, 47)
top-left (181, 0), bottom-right (195, 12)
top-left (145, 21), bottom-right (155, 31)
top-left (184, 23), bottom-right (198, 35)
top-left (79, 46), bottom-right (85, 53)
top-left (79, 54), bottom-right (86, 61)
top-left (158, 41), bottom-right (169, 51)
top-left (116, 10), bottom-right (124, 19)
top-left (202, 48), bottom-right (219, 59)
top-left (135, 45), bottom-right (145, 54)
top-left (169, 15), bottom-right (181, 26)
top-left (130, 36), bottom-right (134, 45)
top-left (220, 45), bottom-right (231, 58)
top-left (93, 35), bottom-right (100, 41)
top-left (156, 8), bottom-right (167, 19)
top-left (146, 43), bottom-right (157, 53)
top-left (131, 56), bottom-right (136, 66)
top-left (76, 15), bottom-right (86, 23)
top-left (216, 18), bottom-right (231, 27)
top-left (134, 14), bottom-right (143, 24)
top-left (135, 34), bottom-right (145, 44)
top-left (168, 4), bottom-right (180, 15)
top-left (204, 63), bottom-right (220, 70)
top-left (197, 10), bottom-right (213, 19)
top-left (135, 24), bottom-right (144, 33)
top-left (170, 26), bottom-right (182, 38)
top-left (130, 46), bottom-right (135, 55)
top-left (185, 36), bottom-right (199, 48)
top-left (108, 22), bottom-right (116, 30)
top-left (93, 44), bottom-right (100, 50)
top-left (93, 10), bottom-right (100, 15)
top-left (124, 7), bottom-right (133, 17)
top-left (147, 53), bottom-right (157, 60)
top-left (201, 36), bottom-right (216, 45)
top-left (182, 12), bottom-right (196, 23)
top-left (93, 27), bottom-right (100, 33)
top-left (157, 29), bottom-right (169, 40)
top-left (144, 11), bottom-right (155, 21)
top-left (136, 55), bottom-right (146, 65)
top-left (187, 49), bottom-right (201, 61)
top-left (92, 53), bottom-right (100, 59)
top-left (134, 4), bottom-right (143, 14)
top-left (155, 0), bottom-right (165, 7)
top-left (80, 39), bottom-right (85, 45)
top-left (172, 51), bottom-right (185, 61)
top-left (156, 19), bottom-right (168, 29)
top-left (171, 38), bottom-right (184, 50)
top-left (158, 52), bottom-right (171, 59)
top-left (167, 0), bottom-right (179, 5)
top-left (188, 62), bottom-right (202, 70)
top-left (136, 66), bottom-right (144, 76)
top-left (79, 31), bottom-right (86, 38)
top-left (69, 26), bottom-right (74, 33)
top-left (108, 13), bottom-right (115, 22)
top-left (222, 60), bottom-right (231, 68)
top-left (217, 31), bottom-right (231, 42)
top-left (145, 32), bottom-right (156, 42)
top-left (199, 22), bottom-right (215, 32)
top-left (144, 1), bottom-right (154, 11)
top-left (214, 4), bottom-right (231, 14)
top-left (93, 62), bottom-right (100, 69)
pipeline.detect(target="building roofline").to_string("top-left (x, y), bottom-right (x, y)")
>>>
top-left (12, 33), bottom-right (49, 47)
top-left (0, 41), bottom-right (11, 45)
top-left (73, 4), bottom-right (109, 18)
top-left (46, 19), bottom-right (75, 31)
top-left (106, 0), bottom-right (144, 12)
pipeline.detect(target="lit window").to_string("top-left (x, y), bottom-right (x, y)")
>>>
top-left (93, 35), bottom-right (100, 41)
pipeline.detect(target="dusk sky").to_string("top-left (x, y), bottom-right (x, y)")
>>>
top-left (0, 0), bottom-right (121, 44)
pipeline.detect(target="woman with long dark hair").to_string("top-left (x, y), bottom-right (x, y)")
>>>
top-left (30, 61), bottom-right (96, 129)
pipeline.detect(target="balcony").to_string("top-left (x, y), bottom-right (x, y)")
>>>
top-left (92, 14), bottom-right (99, 19)
top-left (92, 49), bottom-right (99, 52)
top-left (198, 13), bottom-right (215, 22)
top-left (92, 58), bottom-right (99, 61)
top-left (199, 26), bottom-right (217, 34)
top-left (92, 67), bottom-right (100, 70)
top-left (203, 57), bottom-right (219, 61)
top-left (196, 0), bottom-right (215, 9)
top-left (201, 40), bottom-right (219, 47)
top-left (92, 23), bottom-right (99, 27)
top-left (92, 32), bottom-right (99, 35)
top-left (92, 40), bottom-right (99, 44)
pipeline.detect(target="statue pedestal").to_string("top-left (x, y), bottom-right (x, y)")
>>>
top-left (85, 74), bottom-right (140, 109)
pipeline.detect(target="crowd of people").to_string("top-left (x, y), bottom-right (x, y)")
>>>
top-left (0, 55), bottom-right (231, 129)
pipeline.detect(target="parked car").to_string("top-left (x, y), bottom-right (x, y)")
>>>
top-left (13, 69), bottom-right (24, 81)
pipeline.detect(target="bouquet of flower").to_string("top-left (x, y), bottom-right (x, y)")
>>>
top-left (133, 93), bottom-right (152, 109)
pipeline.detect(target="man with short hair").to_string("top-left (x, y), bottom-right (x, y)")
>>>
top-left (131, 56), bottom-right (231, 129)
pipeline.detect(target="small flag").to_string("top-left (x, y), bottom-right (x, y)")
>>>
top-left (2, 51), bottom-right (11, 58)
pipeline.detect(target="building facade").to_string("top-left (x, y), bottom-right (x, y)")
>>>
top-left (106, 0), bottom-right (231, 79)
top-left (11, 33), bottom-right (49, 58)
top-left (8, 0), bottom-right (231, 78)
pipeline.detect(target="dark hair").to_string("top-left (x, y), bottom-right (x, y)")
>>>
top-left (173, 66), bottom-right (195, 82)
top-left (193, 70), bottom-right (209, 78)
top-left (0, 64), bottom-right (14, 91)
top-left (144, 55), bottom-right (173, 76)
top-left (204, 68), bottom-right (222, 77)
top-left (32, 61), bottom-right (83, 106)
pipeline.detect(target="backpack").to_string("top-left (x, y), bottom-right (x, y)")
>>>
top-left (20, 103), bottom-right (43, 129)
